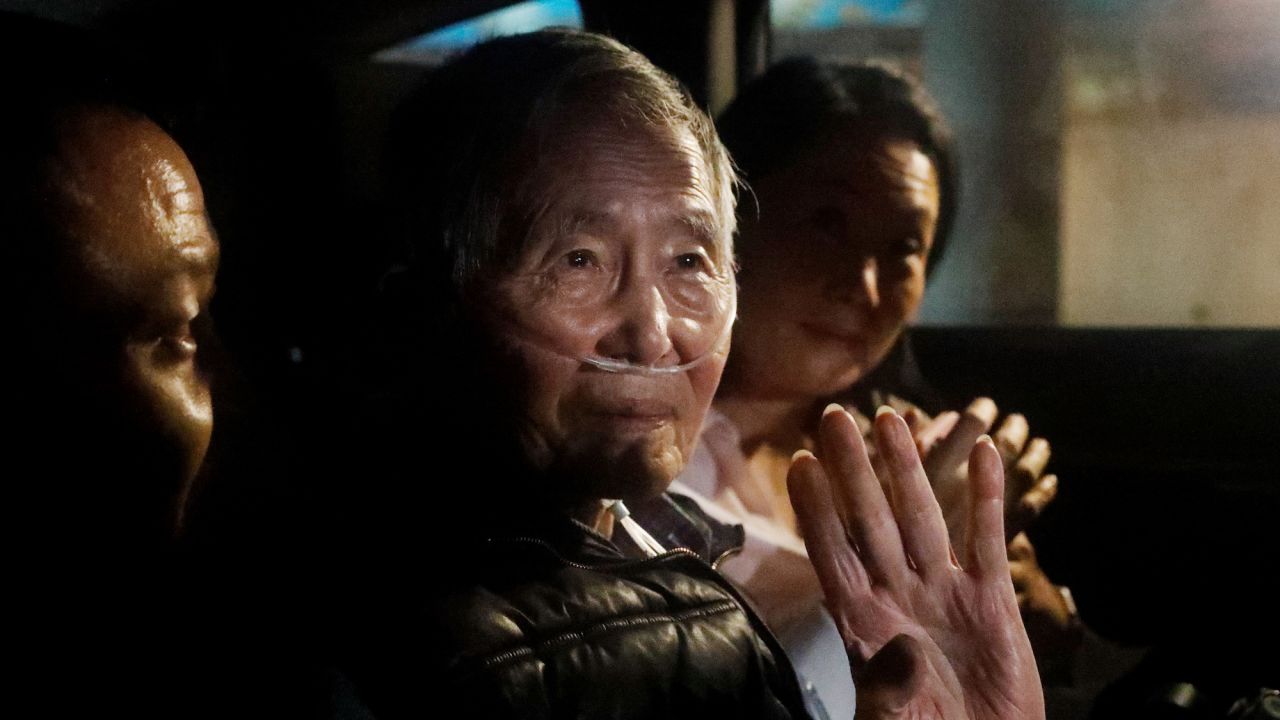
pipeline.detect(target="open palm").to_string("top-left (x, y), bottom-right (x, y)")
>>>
top-left (788, 405), bottom-right (1044, 719)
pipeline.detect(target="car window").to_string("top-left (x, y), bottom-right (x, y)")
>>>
top-left (773, 0), bottom-right (1280, 327)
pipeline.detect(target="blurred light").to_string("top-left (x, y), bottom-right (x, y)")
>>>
top-left (771, 0), bottom-right (925, 29)
top-left (376, 0), bottom-right (583, 64)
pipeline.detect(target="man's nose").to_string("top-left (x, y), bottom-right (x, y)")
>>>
top-left (827, 255), bottom-right (881, 307)
top-left (595, 281), bottom-right (677, 366)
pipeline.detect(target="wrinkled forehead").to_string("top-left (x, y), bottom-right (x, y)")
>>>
top-left (511, 112), bottom-right (730, 256)
top-left (41, 106), bottom-right (219, 296)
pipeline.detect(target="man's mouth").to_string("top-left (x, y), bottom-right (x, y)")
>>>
top-left (584, 399), bottom-right (677, 429)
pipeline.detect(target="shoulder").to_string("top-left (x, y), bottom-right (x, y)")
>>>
top-left (339, 537), bottom-right (808, 719)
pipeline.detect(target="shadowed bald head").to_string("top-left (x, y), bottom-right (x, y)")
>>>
top-left (34, 105), bottom-right (218, 324)
top-left (39, 105), bottom-right (217, 281)
top-left (7, 101), bottom-right (219, 544)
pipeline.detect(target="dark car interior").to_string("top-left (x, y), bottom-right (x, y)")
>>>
top-left (7, 1), bottom-right (1277, 717)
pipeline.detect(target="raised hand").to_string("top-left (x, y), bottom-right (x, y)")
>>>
top-left (788, 404), bottom-right (1044, 719)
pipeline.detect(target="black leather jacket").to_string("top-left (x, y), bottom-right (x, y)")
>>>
top-left (335, 495), bottom-right (812, 719)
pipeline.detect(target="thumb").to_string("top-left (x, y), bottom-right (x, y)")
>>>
top-left (854, 633), bottom-right (925, 718)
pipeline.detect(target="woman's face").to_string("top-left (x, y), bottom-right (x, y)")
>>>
top-left (730, 131), bottom-right (940, 400)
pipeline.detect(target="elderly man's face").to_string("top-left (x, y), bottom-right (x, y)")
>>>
top-left (36, 106), bottom-right (218, 536)
top-left (482, 120), bottom-right (735, 504)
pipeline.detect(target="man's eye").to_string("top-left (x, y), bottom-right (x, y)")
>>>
top-left (166, 335), bottom-right (198, 354)
top-left (564, 249), bottom-right (597, 268)
top-left (136, 333), bottom-right (197, 368)
top-left (158, 327), bottom-right (198, 360)
top-left (144, 316), bottom-right (200, 364)
top-left (674, 253), bottom-right (708, 271)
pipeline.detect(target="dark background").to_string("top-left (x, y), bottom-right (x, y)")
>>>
top-left (6, 0), bottom-right (1276, 699)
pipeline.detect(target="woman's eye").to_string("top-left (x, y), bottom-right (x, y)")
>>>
top-left (894, 237), bottom-right (925, 257)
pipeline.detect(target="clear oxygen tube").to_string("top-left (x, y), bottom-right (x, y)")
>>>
top-left (490, 264), bottom-right (738, 376)
top-left (499, 308), bottom-right (735, 375)
top-left (575, 315), bottom-right (733, 375)
top-left (602, 498), bottom-right (666, 557)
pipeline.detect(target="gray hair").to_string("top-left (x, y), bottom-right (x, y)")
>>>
top-left (386, 29), bottom-right (737, 310)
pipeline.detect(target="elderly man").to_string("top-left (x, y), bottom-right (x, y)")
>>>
top-left (337, 29), bottom-right (1043, 719)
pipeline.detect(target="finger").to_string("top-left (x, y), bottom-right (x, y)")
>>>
top-left (869, 445), bottom-right (895, 504)
top-left (875, 407), bottom-right (952, 576)
top-left (1008, 474), bottom-right (1058, 540)
top-left (1023, 473), bottom-right (1059, 516)
top-left (923, 397), bottom-right (998, 497)
top-left (816, 405), bottom-right (909, 585)
top-left (915, 410), bottom-right (959, 456)
top-left (902, 407), bottom-right (924, 438)
top-left (1009, 562), bottom-right (1032, 591)
top-left (965, 436), bottom-right (1011, 580)
top-left (993, 414), bottom-right (1029, 470)
top-left (1006, 531), bottom-right (1035, 561)
top-left (907, 403), bottom-right (934, 426)
top-left (853, 633), bottom-right (924, 718)
top-left (885, 394), bottom-right (917, 417)
top-left (847, 406), bottom-right (874, 437)
top-left (787, 449), bottom-right (872, 608)
top-left (1008, 437), bottom-right (1052, 506)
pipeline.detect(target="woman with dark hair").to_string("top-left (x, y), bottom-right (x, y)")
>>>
top-left (656, 58), bottom-right (1079, 716)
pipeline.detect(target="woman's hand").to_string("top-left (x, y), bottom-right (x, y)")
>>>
top-left (788, 404), bottom-right (1044, 719)
top-left (1008, 533), bottom-right (1083, 681)
top-left (911, 398), bottom-right (1057, 544)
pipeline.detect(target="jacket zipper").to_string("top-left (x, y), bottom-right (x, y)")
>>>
top-left (481, 534), bottom-right (812, 715)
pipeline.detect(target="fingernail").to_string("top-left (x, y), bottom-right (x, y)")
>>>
top-left (791, 448), bottom-right (815, 462)
top-left (875, 405), bottom-right (895, 418)
top-left (977, 434), bottom-right (993, 446)
top-left (823, 403), bottom-right (845, 417)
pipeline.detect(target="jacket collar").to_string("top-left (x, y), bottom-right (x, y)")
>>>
top-left (624, 492), bottom-right (746, 568)
top-left (482, 491), bottom-right (746, 569)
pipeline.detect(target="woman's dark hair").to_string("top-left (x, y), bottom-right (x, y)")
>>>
top-left (717, 57), bottom-right (957, 271)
